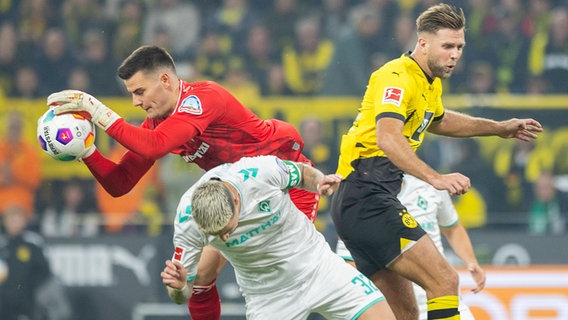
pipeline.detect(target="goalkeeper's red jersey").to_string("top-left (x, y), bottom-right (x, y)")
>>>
top-left (84, 80), bottom-right (318, 220)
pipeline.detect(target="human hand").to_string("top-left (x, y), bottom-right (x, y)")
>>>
top-left (467, 263), bottom-right (486, 293)
top-left (429, 173), bottom-right (470, 196)
top-left (317, 174), bottom-right (342, 196)
top-left (161, 259), bottom-right (187, 290)
top-left (500, 118), bottom-right (543, 141)
top-left (47, 90), bottom-right (121, 131)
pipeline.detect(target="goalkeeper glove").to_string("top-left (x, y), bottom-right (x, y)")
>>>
top-left (47, 90), bottom-right (121, 131)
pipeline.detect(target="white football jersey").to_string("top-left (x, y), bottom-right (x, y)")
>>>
top-left (397, 174), bottom-right (459, 254)
top-left (398, 175), bottom-right (473, 320)
top-left (172, 156), bottom-right (331, 295)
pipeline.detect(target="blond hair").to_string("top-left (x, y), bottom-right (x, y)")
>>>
top-left (191, 180), bottom-right (235, 234)
top-left (416, 3), bottom-right (466, 34)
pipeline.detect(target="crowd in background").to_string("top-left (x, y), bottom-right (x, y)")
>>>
top-left (1, 0), bottom-right (568, 239)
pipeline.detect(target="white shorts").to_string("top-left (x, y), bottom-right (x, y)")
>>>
top-left (336, 237), bottom-right (354, 261)
top-left (244, 250), bottom-right (386, 320)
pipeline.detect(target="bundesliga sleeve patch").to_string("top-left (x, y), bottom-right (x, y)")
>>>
top-left (178, 95), bottom-right (203, 115)
top-left (382, 87), bottom-right (404, 106)
top-left (173, 246), bottom-right (184, 261)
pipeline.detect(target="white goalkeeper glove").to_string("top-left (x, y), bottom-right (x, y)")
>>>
top-left (79, 144), bottom-right (97, 160)
top-left (47, 90), bottom-right (121, 131)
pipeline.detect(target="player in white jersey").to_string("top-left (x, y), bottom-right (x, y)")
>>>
top-left (161, 155), bottom-right (395, 320)
top-left (336, 174), bottom-right (485, 320)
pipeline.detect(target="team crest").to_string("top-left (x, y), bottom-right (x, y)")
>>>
top-left (399, 209), bottom-right (418, 228)
top-left (258, 200), bottom-right (271, 212)
top-left (178, 95), bottom-right (203, 115)
top-left (382, 87), bottom-right (403, 106)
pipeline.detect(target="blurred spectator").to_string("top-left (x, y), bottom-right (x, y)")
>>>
top-left (522, 0), bottom-right (552, 37)
top-left (41, 178), bottom-right (99, 237)
top-left (194, 29), bottom-right (244, 81)
top-left (462, 0), bottom-right (500, 62)
top-left (385, 13), bottom-right (416, 58)
top-left (265, 64), bottom-right (291, 95)
top-left (320, 0), bottom-right (349, 38)
top-left (319, 7), bottom-right (384, 96)
top-left (0, 111), bottom-right (42, 217)
top-left (204, 0), bottom-right (261, 57)
top-left (67, 66), bottom-right (92, 92)
top-left (299, 116), bottom-right (333, 174)
top-left (9, 65), bottom-right (41, 99)
top-left (350, 0), bottom-right (399, 40)
top-left (467, 60), bottom-right (496, 94)
top-left (32, 27), bottom-right (79, 95)
top-left (17, 0), bottom-right (60, 61)
top-left (488, 3), bottom-right (531, 93)
top-left (525, 74), bottom-right (550, 94)
top-left (0, 204), bottom-right (52, 320)
top-left (0, 0), bottom-right (19, 23)
top-left (281, 14), bottom-right (334, 95)
top-left (95, 142), bottom-right (163, 236)
top-left (528, 7), bottom-right (568, 93)
top-left (143, 0), bottom-right (201, 60)
top-left (528, 172), bottom-right (566, 235)
top-left (111, 0), bottom-right (145, 62)
top-left (494, 139), bottom-right (555, 213)
top-left (61, 0), bottom-right (110, 49)
top-left (242, 24), bottom-right (279, 95)
top-left (80, 28), bottom-right (122, 96)
top-left (0, 22), bottom-right (18, 96)
top-left (265, 0), bottom-right (301, 53)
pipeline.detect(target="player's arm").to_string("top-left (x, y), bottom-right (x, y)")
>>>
top-left (377, 117), bottom-right (470, 195)
top-left (83, 148), bottom-right (154, 196)
top-left (295, 162), bottom-right (342, 196)
top-left (162, 259), bottom-right (194, 304)
top-left (48, 90), bottom-right (203, 160)
top-left (428, 109), bottom-right (542, 141)
top-left (440, 222), bottom-right (486, 293)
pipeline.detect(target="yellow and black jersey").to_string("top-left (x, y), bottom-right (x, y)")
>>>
top-left (337, 53), bottom-right (445, 178)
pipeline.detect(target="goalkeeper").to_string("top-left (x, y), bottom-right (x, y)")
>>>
top-left (47, 45), bottom-right (320, 320)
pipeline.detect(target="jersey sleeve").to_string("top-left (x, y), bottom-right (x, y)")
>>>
top-left (253, 156), bottom-right (302, 190)
top-left (436, 189), bottom-right (459, 228)
top-left (172, 190), bottom-right (209, 283)
top-left (372, 71), bottom-right (414, 122)
top-left (82, 148), bottom-right (154, 196)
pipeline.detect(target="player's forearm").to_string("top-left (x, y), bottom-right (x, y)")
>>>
top-left (297, 163), bottom-right (324, 192)
top-left (378, 130), bottom-right (441, 184)
top-left (167, 283), bottom-right (192, 304)
top-left (106, 117), bottom-right (198, 160)
top-left (442, 223), bottom-right (479, 267)
top-left (428, 110), bottom-right (503, 138)
top-left (83, 149), bottom-right (153, 196)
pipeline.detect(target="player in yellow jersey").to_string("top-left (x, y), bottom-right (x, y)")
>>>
top-left (331, 3), bottom-right (543, 320)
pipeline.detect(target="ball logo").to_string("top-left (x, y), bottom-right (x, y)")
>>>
top-left (400, 210), bottom-right (418, 228)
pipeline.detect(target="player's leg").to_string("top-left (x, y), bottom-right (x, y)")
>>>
top-left (385, 234), bottom-right (460, 320)
top-left (187, 245), bottom-right (227, 320)
top-left (368, 268), bottom-right (417, 320)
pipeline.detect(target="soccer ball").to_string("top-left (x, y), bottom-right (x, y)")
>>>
top-left (37, 109), bottom-right (96, 161)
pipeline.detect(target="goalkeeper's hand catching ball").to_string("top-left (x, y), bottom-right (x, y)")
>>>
top-left (47, 90), bottom-right (121, 131)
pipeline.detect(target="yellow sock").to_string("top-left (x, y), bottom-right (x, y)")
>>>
top-left (427, 295), bottom-right (460, 320)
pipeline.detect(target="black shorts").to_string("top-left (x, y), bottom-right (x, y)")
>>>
top-left (330, 157), bottom-right (426, 278)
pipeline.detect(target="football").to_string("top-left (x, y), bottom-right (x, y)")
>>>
top-left (37, 109), bottom-right (96, 161)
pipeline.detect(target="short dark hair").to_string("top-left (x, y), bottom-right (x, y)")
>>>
top-left (416, 3), bottom-right (466, 34)
top-left (117, 45), bottom-right (176, 80)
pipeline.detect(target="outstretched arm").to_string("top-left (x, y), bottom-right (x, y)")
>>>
top-left (428, 110), bottom-right (543, 141)
top-left (296, 163), bottom-right (342, 196)
top-left (441, 222), bottom-right (486, 293)
top-left (162, 259), bottom-right (193, 304)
